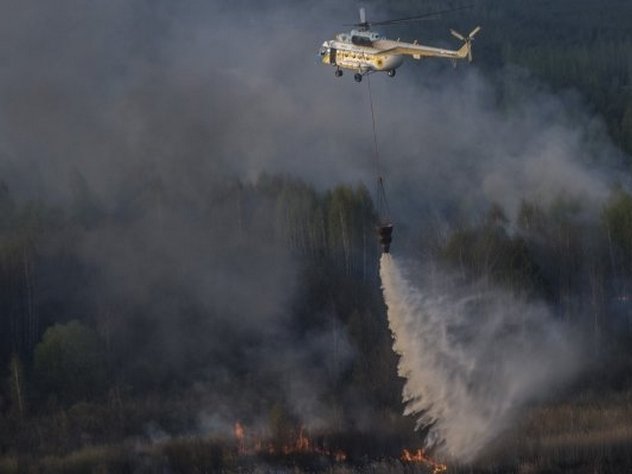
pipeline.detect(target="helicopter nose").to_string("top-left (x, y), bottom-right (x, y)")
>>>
top-left (315, 49), bottom-right (326, 63)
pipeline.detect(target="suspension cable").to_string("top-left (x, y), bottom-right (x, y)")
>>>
top-left (366, 75), bottom-right (391, 221)
top-left (367, 75), bottom-right (381, 180)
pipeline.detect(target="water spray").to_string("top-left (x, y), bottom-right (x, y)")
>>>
top-left (379, 254), bottom-right (580, 461)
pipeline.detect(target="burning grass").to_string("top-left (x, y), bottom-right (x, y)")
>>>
top-left (232, 421), bottom-right (348, 469)
top-left (401, 449), bottom-right (447, 473)
top-left (3, 389), bottom-right (632, 472)
top-left (0, 425), bottom-right (443, 473)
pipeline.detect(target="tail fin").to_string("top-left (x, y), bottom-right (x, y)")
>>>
top-left (451, 26), bottom-right (481, 62)
top-left (456, 42), bottom-right (471, 61)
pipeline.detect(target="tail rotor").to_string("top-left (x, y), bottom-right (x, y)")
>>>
top-left (450, 26), bottom-right (481, 62)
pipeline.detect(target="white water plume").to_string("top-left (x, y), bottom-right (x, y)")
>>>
top-left (380, 254), bottom-right (581, 462)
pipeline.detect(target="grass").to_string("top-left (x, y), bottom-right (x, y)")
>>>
top-left (0, 457), bottom-right (17, 474)
top-left (465, 389), bottom-right (632, 473)
top-left (2, 390), bottom-right (631, 473)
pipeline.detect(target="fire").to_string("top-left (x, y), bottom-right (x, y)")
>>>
top-left (401, 448), bottom-right (447, 473)
top-left (232, 422), bottom-right (346, 462)
top-left (234, 421), bottom-right (246, 454)
top-left (234, 421), bottom-right (245, 439)
top-left (296, 426), bottom-right (309, 451)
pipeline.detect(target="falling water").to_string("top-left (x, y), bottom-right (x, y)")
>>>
top-left (379, 254), bottom-right (580, 461)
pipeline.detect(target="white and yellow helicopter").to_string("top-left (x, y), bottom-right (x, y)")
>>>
top-left (319, 7), bottom-right (481, 82)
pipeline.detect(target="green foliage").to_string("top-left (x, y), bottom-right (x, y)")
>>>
top-left (517, 201), bottom-right (547, 234)
top-left (1, 169), bottom-right (631, 467)
top-left (271, 177), bottom-right (327, 256)
top-left (441, 205), bottom-right (546, 296)
top-left (268, 403), bottom-right (296, 447)
top-left (162, 438), bottom-right (230, 474)
top-left (2, 0), bottom-right (632, 466)
top-left (347, 309), bottom-right (400, 410)
top-left (623, 106), bottom-right (632, 154)
top-left (603, 190), bottom-right (632, 263)
top-left (324, 184), bottom-right (377, 277)
top-left (0, 181), bottom-right (15, 230)
top-left (0, 184), bottom-right (60, 363)
top-left (34, 321), bottom-right (106, 405)
top-left (0, 456), bottom-right (17, 474)
top-left (377, 0), bottom-right (632, 156)
top-left (7, 353), bottom-right (26, 419)
top-left (37, 446), bottom-right (133, 474)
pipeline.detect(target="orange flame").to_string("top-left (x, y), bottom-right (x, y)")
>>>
top-left (296, 426), bottom-right (309, 451)
top-left (334, 450), bottom-right (347, 462)
top-left (232, 422), bottom-right (346, 462)
top-left (401, 448), bottom-right (447, 473)
top-left (234, 421), bottom-right (246, 454)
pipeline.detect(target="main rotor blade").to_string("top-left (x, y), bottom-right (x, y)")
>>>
top-left (469, 25), bottom-right (481, 39)
top-left (450, 29), bottom-right (466, 41)
top-left (367, 5), bottom-right (473, 27)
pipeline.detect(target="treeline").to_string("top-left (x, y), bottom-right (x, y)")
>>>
top-left (0, 174), bottom-right (409, 465)
top-left (3, 171), bottom-right (632, 465)
top-left (435, 193), bottom-right (632, 366)
top-left (379, 0), bottom-right (632, 156)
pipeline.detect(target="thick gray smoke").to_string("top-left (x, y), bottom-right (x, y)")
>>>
top-left (0, 0), bottom-right (363, 431)
top-left (380, 254), bottom-right (581, 461)
top-left (0, 0), bottom-right (626, 444)
top-left (0, 0), bottom-right (623, 211)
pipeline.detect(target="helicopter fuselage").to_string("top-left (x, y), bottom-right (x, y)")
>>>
top-left (320, 40), bottom-right (404, 73)
top-left (319, 30), bottom-right (404, 74)
top-left (318, 27), bottom-right (476, 81)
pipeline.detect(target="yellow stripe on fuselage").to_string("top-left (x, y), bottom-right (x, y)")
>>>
top-left (323, 47), bottom-right (389, 71)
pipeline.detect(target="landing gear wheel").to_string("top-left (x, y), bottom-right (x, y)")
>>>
top-left (334, 69), bottom-right (343, 78)
top-left (354, 73), bottom-right (363, 83)
top-left (387, 69), bottom-right (396, 77)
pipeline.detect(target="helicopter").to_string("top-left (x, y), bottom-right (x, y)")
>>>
top-left (318, 7), bottom-right (481, 82)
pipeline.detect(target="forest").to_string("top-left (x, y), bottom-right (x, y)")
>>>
top-left (384, 0), bottom-right (632, 157)
top-left (1, 0), bottom-right (632, 472)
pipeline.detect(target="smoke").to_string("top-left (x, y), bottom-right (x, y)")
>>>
top-left (0, 0), bottom-right (624, 211)
top-left (380, 254), bottom-right (581, 461)
top-left (0, 0), bottom-right (366, 431)
top-left (0, 0), bottom-right (627, 446)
